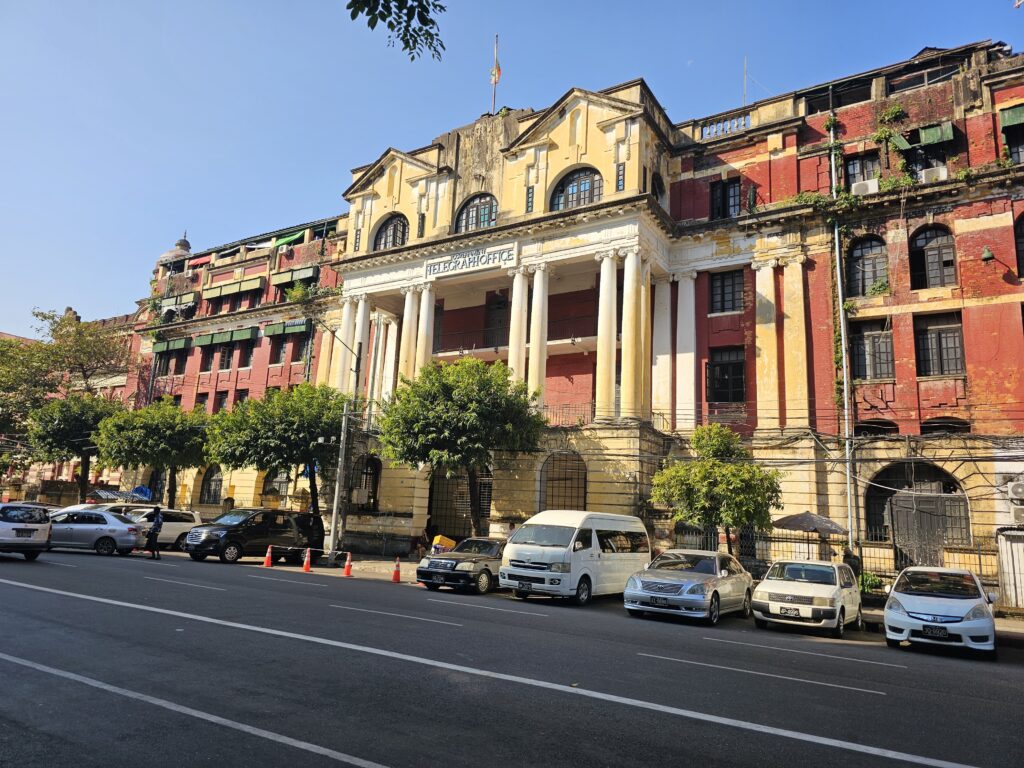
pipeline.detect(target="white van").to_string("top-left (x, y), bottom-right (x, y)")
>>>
top-left (498, 510), bottom-right (650, 606)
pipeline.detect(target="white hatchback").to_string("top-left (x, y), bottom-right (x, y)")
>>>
top-left (751, 560), bottom-right (863, 638)
top-left (884, 567), bottom-right (997, 658)
top-left (0, 503), bottom-right (51, 561)
top-left (129, 508), bottom-right (203, 550)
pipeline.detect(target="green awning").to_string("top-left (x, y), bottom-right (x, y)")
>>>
top-left (193, 334), bottom-right (214, 347)
top-left (204, 286), bottom-right (224, 299)
top-left (271, 271), bottom-right (294, 286)
top-left (240, 277), bottom-right (264, 292)
top-left (919, 120), bottom-right (954, 146)
top-left (152, 341), bottom-right (168, 353)
top-left (211, 331), bottom-right (233, 344)
top-left (230, 327), bottom-right (258, 342)
top-left (159, 298), bottom-right (177, 310)
top-left (218, 281), bottom-right (243, 297)
top-left (284, 320), bottom-right (311, 335)
top-left (275, 231), bottom-right (305, 249)
top-left (890, 133), bottom-right (912, 151)
top-left (1000, 104), bottom-right (1024, 129)
top-left (263, 322), bottom-right (285, 337)
top-left (292, 266), bottom-right (317, 282)
top-left (167, 338), bottom-right (190, 351)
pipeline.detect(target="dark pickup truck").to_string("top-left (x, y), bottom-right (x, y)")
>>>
top-left (184, 508), bottom-right (324, 564)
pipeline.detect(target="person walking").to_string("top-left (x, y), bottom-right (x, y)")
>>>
top-left (145, 506), bottom-right (164, 560)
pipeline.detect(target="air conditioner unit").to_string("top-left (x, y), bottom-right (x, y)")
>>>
top-left (850, 179), bottom-right (879, 196)
top-left (918, 166), bottom-right (948, 184)
top-left (1009, 480), bottom-right (1024, 502)
top-left (350, 488), bottom-right (369, 504)
top-left (278, 246), bottom-right (292, 257)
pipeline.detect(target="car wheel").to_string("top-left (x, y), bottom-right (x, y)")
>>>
top-left (189, 553), bottom-right (207, 562)
top-left (831, 608), bottom-right (846, 639)
top-left (513, 590), bottom-right (530, 600)
top-left (424, 583), bottom-right (442, 591)
top-left (754, 617), bottom-right (768, 629)
top-left (706, 593), bottom-right (721, 626)
top-left (851, 607), bottom-right (864, 633)
top-left (219, 542), bottom-right (243, 564)
top-left (626, 609), bottom-right (646, 619)
top-left (740, 590), bottom-right (752, 619)
top-left (94, 537), bottom-right (116, 556)
top-left (22, 551), bottom-right (40, 562)
top-left (473, 570), bottom-right (492, 595)
top-left (885, 637), bottom-right (901, 649)
top-left (573, 576), bottom-right (592, 607)
top-left (174, 534), bottom-right (187, 551)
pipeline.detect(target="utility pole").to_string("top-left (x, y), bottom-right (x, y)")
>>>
top-left (327, 341), bottom-right (361, 563)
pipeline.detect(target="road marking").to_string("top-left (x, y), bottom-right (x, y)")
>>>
top-left (702, 637), bottom-right (908, 669)
top-left (0, 578), bottom-right (978, 768)
top-left (248, 575), bottom-right (327, 588)
top-left (330, 605), bottom-right (462, 627)
top-left (42, 561), bottom-right (77, 568)
top-left (638, 652), bottom-right (885, 696)
top-left (143, 561), bottom-right (180, 567)
top-left (0, 651), bottom-right (388, 768)
top-left (144, 576), bottom-right (225, 592)
top-left (426, 598), bottom-right (548, 617)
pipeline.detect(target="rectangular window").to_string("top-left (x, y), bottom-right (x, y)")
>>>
top-left (709, 270), bottom-right (744, 314)
top-left (707, 348), bottom-right (746, 403)
top-left (172, 349), bottom-right (188, 375)
top-left (616, 162), bottom-right (625, 192)
top-left (228, 294), bottom-right (241, 313)
top-left (710, 179), bottom-right (741, 220)
top-left (194, 393), bottom-right (209, 412)
top-left (218, 344), bottom-right (233, 371)
top-left (155, 353), bottom-right (171, 377)
top-left (172, 395), bottom-right (182, 408)
top-left (291, 335), bottom-right (308, 363)
top-left (270, 338), bottom-right (286, 365)
top-left (200, 347), bottom-right (214, 373)
top-left (914, 313), bottom-right (964, 376)
top-left (207, 298), bottom-right (222, 316)
top-left (845, 153), bottom-right (880, 187)
top-left (353, 229), bottom-right (361, 252)
top-left (235, 389), bottom-right (248, 405)
top-left (213, 391), bottom-right (229, 414)
top-left (1005, 125), bottom-right (1024, 165)
top-left (850, 320), bottom-right (894, 380)
top-left (417, 213), bottom-right (425, 238)
top-left (525, 185), bottom-right (534, 213)
top-left (237, 341), bottom-right (253, 369)
top-left (642, 166), bottom-right (648, 193)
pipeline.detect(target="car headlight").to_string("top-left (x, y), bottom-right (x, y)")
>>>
top-left (550, 562), bottom-right (570, 573)
top-left (418, 558), bottom-right (430, 568)
top-left (501, 556), bottom-right (510, 567)
top-left (455, 562), bottom-right (476, 571)
top-left (964, 603), bottom-right (990, 621)
top-left (886, 596), bottom-right (907, 615)
top-left (687, 582), bottom-right (709, 595)
top-left (626, 576), bottom-right (641, 590)
top-left (812, 596), bottom-right (836, 607)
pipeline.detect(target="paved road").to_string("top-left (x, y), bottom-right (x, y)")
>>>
top-left (1, 549), bottom-right (1021, 768)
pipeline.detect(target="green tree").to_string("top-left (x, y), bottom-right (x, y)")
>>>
top-left (27, 394), bottom-right (124, 503)
top-left (33, 308), bottom-right (131, 396)
top-left (377, 357), bottom-right (545, 536)
top-left (346, 0), bottom-right (446, 60)
top-left (0, 337), bottom-right (58, 436)
top-left (651, 424), bottom-right (782, 552)
top-left (95, 397), bottom-right (209, 509)
top-left (208, 384), bottom-right (350, 517)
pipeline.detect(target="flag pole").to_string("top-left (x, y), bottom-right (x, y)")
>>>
top-left (491, 34), bottom-right (498, 114)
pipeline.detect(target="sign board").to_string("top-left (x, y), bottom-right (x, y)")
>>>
top-left (425, 245), bottom-right (516, 280)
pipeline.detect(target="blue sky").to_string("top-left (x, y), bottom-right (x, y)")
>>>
top-left (1, 0), bottom-right (1021, 336)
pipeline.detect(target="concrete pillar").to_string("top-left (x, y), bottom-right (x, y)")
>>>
top-left (349, 295), bottom-right (371, 395)
top-left (619, 246), bottom-right (642, 420)
top-left (335, 297), bottom-right (355, 393)
top-left (398, 286), bottom-right (420, 382)
top-left (369, 315), bottom-right (387, 404)
top-left (594, 251), bottom-right (619, 421)
top-left (414, 282), bottom-right (435, 375)
top-left (782, 254), bottom-right (810, 429)
top-left (380, 318), bottom-right (399, 401)
top-left (641, 261), bottom-right (652, 419)
top-left (674, 272), bottom-right (697, 431)
top-left (753, 259), bottom-right (780, 430)
top-left (527, 264), bottom-right (550, 405)
top-left (507, 266), bottom-right (529, 381)
top-left (651, 276), bottom-right (673, 426)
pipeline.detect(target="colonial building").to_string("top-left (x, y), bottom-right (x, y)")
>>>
top-left (128, 40), bottom-right (1024, 580)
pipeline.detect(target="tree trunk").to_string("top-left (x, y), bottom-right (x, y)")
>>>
top-left (166, 465), bottom-right (177, 508)
top-left (77, 452), bottom-right (90, 503)
top-left (724, 525), bottom-right (734, 556)
top-left (307, 463), bottom-right (320, 516)
top-left (466, 465), bottom-right (482, 537)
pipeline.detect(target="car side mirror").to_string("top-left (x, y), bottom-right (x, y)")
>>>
top-left (883, 584), bottom-right (892, 595)
top-left (987, 591), bottom-right (998, 604)
top-left (719, 569), bottom-right (729, 578)
top-left (573, 540), bottom-right (584, 552)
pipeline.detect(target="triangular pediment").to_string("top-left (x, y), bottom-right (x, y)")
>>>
top-left (504, 88), bottom-right (641, 153)
top-left (344, 147), bottom-right (437, 199)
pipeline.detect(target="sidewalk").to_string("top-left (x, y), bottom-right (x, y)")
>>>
top-left (863, 609), bottom-right (1024, 649)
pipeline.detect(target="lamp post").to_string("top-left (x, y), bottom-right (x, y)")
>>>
top-left (326, 341), bottom-right (361, 565)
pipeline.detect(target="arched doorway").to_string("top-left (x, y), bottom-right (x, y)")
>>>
top-left (428, 468), bottom-right (493, 540)
top-left (865, 462), bottom-right (969, 569)
top-left (539, 451), bottom-right (587, 511)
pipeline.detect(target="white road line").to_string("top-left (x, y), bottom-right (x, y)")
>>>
top-left (0, 578), bottom-right (978, 768)
top-left (42, 561), bottom-right (77, 568)
top-left (702, 636), bottom-right (908, 669)
top-left (142, 561), bottom-right (180, 567)
top-left (248, 575), bottom-right (327, 588)
top-left (426, 598), bottom-right (548, 617)
top-left (144, 576), bottom-right (226, 592)
top-left (330, 605), bottom-right (462, 627)
top-left (0, 651), bottom-right (388, 768)
top-left (638, 652), bottom-right (885, 696)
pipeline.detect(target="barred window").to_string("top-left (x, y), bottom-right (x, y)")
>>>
top-left (455, 194), bottom-right (498, 233)
top-left (540, 452), bottom-right (587, 512)
top-left (350, 455), bottom-right (382, 513)
top-left (910, 226), bottom-right (957, 289)
top-left (550, 168), bottom-right (603, 211)
top-left (707, 348), bottom-right (745, 403)
top-left (710, 270), bottom-right (744, 313)
top-left (850, 320), bottom-right (894, 380)
top-left (1008, 125), bottom-right (1024, 166)
top-left (199, 465), bottom-right (223, 506)
top-left (525, 185), bottom-right (534, 213)
top-left (615, 162), bottom-right (625, 192)
top-left (846, 237), bottom-right (888, 296)
top-left (710, 179), bottom-right (741, 220)
top-left (914, 313), bottom-right (963, 376)
top-left (373, 214), bottom-right (409, 251)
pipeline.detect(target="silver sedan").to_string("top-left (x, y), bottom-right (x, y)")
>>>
top-left (623, 549), bottom-right (753, 625)
top-left (49, 509), bottom-right (145, 556)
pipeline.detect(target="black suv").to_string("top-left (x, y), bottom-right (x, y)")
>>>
top-left (184, 508), bottom-right (324, 564)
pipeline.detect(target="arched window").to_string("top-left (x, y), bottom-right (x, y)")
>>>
top-left (846, 237), bottom-right (888, 296)
top-left (550, 167), bottom-right (603, 212)
top-left (350, 454), bottom-right (382, 513)
top-left (373, 215), bottom-right (409, 251)
top-left (428, 467), bottom-right (492, 540)
top-left (261, 469), bottom-right (291, 501)
top-left (854, 419), bottom-right (899, 436)
top-left (909, 226), bottom-right (957, 289)
top-left (540, 452), bottom-right (587, 512)
top-left (920, 417), bottom-right (971, 435)
top-left (455, 194), bottom-right (498, 233)
top-left (1015, 215), bottom-right (1024, 278)
top-left (199, 465), bottom-right (223, 506)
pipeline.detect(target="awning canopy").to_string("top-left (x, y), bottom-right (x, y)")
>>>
top-left (772, 511), bottom-right (847, 535)
top-left (270, 265), bottom-right (319, 286)
top-left (275, 231), bottom-right (305, 249)
top-left (160, 292), bottom-right (196, 310)
top-left (152, 338), bottom-right (190, 354)
top-left (204, 277), bottom-right (264, 299)
top-left (919, 120), bottom-right (954, 146)
top-left (187, 255), bottom-right (213, 268)
top-left (1000, 104), bottom-right (1024, 130)
top-left (890, 133), bottom-right (912, 151)
top-left (264, 319), bottom-right (312, 337)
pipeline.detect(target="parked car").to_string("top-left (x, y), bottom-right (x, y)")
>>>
top-left (417, 537), bottom-right (506, 594)
top-left (498, 510), bottom-right (650, 606)
top-left (48, 509), bottom-right (145, 555)
top-left (184, 508), bottom-right (324, 564)
top-left (623, 549), bottom-right (753, 625)
top-left (883, 566), bottom-right (997, 658)
top-left (751, 559), bottom-right (862, 638)
top-left (0, 503), bottom-right (52, 561)
top-left (129, 508), bottom-right (203, 551)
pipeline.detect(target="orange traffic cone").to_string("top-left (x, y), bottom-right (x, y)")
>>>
top-left (302, 548), bottom-right (312, 573)
top-left (343, 552), bottom-right (353, 577)
top-left (262, 546), bottom-right (273, 568)
top-left (391, 556), bottom-right (401, 583)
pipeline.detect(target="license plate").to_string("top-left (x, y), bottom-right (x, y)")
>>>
top-left (649, 596), bottom-right (669, 607)
top-left (517, 582), bottom-right (533, 591)
top-left (14, 529), bottom-right (33, 538)
top-left (922, 625), bottom-right (948, 638)
top-left (432, 575), bottom-right (444, 584)
top-left (780, 607), bottom-right (801, 617)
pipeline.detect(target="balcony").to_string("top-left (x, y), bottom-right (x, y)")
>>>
top-left (432, 315), bottom-right (598, 359)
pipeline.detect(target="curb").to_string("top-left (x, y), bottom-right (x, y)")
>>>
top-left (864, 611), bottom-right (1024, 650)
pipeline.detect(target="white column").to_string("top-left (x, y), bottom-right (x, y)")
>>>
top-left (369, 315), bottom-right (387, 404)
top-left (674, 272), bottom-right (697, 431)
top-left (398, 286), bottom-right (420, 382)
top-left (527, 264), bottom-right (550, 404)
top-left (651, 276), bottom-right (673, 425)
top-left (782, 254), bottom-right (810, 429)
top-left (641, 260), bottom-right (652, 419)
top-left (619, 246), bottom-right (642, 420)
top-left (335, 297), bottom-right (355, 393)
top-left (594, 251), bottom-right (618, 421)
top-left (414, 282), bottom-right (435, 375)
top-left (753, 259), bottom-right (780, 430)
top-left (380, 318), bottom-right (399, 401)
top-left (349, 295), bottom-right (371, 395)
top-left (507, 266), bottom-right (529, 380)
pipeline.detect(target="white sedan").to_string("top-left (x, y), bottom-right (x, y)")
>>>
top-left (884, 567), bottom-right (997, 659)
top-left (751, 559), bottom-right (862, 638)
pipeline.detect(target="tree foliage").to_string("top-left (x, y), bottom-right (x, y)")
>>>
top-left (377, 358), bottom-right (545, 536)
top-left (33, 308), bottom-right (130, 396)
top-left (95, 397), bottom-right (208, 508)
top-left (652, 424), bottom-right (782, 546)
top-left (0, 337), bottom-right (58, 436)
top-left (346, 0), bottom-right (446, 60)
top-left (207, 384), bottom-right (350, 517)
top-left (27, 394), bottom-right (123, 502)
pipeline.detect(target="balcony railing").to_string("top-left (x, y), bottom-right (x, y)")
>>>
top-left (539, 402), bottom-right (595, 427)
top-left (433, 316), bottom-right (598, 354)
top-left (549, 315), bottom-right (597, 340)
top-left (699, 110), bottom-right (751, 140)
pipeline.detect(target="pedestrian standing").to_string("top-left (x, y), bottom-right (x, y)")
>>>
top-left (842, 546), bottom-right (863, 578)
top-left (145, 506), bottom-right (164, 560)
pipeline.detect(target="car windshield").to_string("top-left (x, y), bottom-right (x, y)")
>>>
top-left (509, 524), bottom-right (575, 548)
top-left (211, 511), bottom-right (254, 526)
top-left (765, 562), bottom-right (836, 585)
top-left (110, 513), bottom-right (136, 525)
top-left (452, 539), bottom-right (500, 556)
top-left (0, 506), bottom-right (49, 524)
top-left (894, 571), bottom-right (980, 600)
top-left (650, 553), bottom-right (717, 574)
